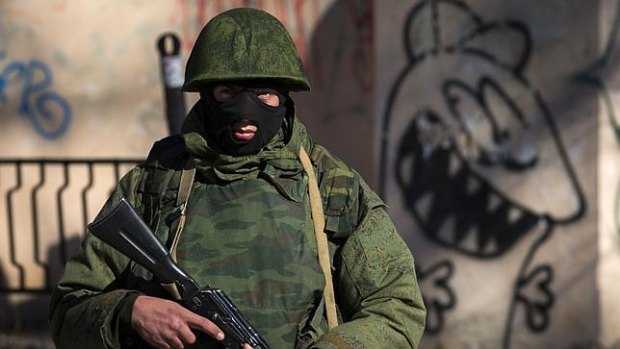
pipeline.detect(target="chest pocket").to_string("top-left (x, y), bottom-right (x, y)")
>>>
top-left (318, 168), bottom-right (359, 238)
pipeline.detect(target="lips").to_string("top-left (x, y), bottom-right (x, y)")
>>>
top-left (232, 121), bottom-right (257, 141)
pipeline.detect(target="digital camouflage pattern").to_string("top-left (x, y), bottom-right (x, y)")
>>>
top-left (49, 106), bottom-right (426, 348)
top-left (182, 8), bottom-right (311, 92)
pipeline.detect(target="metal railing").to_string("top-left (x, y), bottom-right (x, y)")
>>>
top-left (0, 158), bottom-right (141, 293)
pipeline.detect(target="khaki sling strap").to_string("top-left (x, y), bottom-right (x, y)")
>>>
top-left (299, 147), bottom-right (339, 330)
top-left (169, 167), bottom-right (196, 262)
top-left (162, 166), bottom-right (196, 300)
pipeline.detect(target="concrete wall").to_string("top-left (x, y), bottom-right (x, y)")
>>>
top-left (1, 0), bottom-right (619, 348)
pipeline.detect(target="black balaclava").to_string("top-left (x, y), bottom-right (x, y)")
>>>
top-left (201, 85), bottom-right (287, 156)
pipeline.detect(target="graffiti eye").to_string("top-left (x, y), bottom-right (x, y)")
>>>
top-left (444, 81), bottom-right (496, 163)
top-left (482, 79), bottom-right (538, 170)
top-left (443, 79), bottom-right (538, 170)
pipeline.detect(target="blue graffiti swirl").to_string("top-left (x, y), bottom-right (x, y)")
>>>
top-left (0, 53), bottom-right (72, 140)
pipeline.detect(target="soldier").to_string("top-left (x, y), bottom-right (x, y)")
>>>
top-left (49, 8), bottom-right (426, 349)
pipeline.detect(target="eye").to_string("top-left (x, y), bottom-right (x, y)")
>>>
top-left (213, 85), bottom-right (241, 101)
top-left (254, 89), bottom-right (275, 98)
top-left (254, 89), bottom-right (280, 107)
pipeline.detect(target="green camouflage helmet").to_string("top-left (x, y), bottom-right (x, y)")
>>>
top-left (182, 8), bottom-right (310, 92)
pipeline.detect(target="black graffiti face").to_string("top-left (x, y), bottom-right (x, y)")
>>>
top-left (384, 39), bottom-right (585, 259)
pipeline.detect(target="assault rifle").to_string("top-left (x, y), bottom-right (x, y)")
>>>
top-left (88, 198), bottom-right (270, 349)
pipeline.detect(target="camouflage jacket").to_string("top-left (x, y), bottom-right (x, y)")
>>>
top-left (49, 105), bottom-right (426, 348)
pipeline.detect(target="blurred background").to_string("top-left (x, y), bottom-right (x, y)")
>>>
top-left (0, 0), bottom-right (619, 348)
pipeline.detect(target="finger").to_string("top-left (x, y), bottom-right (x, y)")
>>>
top-left (149, 337), bottom-right (172, 349)
top-left (165, 336), bottom-right (184, 349)
top-left (182, 309), bottom-right (225, 341)
top-left (177, 324), bottom-right (197, 345)
top-left (243, 344), bottom-right (254, 349)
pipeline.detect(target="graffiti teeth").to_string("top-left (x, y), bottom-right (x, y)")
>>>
top-left (508, 207), bottom-right (523, 224)
top-left (459, 227), bottom-right (479, 252)
top-left (487, 194), bottom-right (502, 212)
top-left (448, 153), bottom-right (461, 176)
top-left (437, 216), bottom-right (456, 243)
top-left (415, 191), bottom-right (434, 221)
top-left (466, 176), bottom-right (481, 195)
top-left (481, 237), bottom-right (499, 255)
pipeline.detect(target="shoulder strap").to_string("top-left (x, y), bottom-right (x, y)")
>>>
top-left (160, 164), bottom-right (195, 300)
top-left (143, 135), bottom-right (196, 299)
top-left (299, 147), bottom-right (339, 330)
top-left (169, 166), bottom-right (196, 261)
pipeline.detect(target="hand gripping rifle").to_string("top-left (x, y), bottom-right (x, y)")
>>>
top-left (88, 198), bottom-right (271, 349)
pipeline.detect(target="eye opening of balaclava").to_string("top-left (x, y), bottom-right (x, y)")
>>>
top-left (200, 81), bottom-right (289, 156)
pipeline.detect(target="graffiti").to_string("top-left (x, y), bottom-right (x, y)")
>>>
top-left (380, 1), bottom-right (585, 348)
top-left (0, 52), bottom-right (72, 140)
top-left (416, 260), bottom-right (456, 334)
